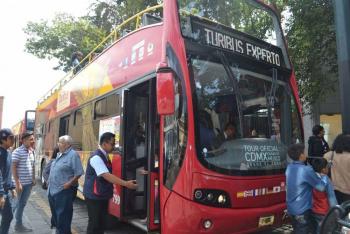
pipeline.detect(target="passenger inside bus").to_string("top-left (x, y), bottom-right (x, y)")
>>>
top-left (251, 129), bottom-right (258, 137)
top-left (212, 122), bottom-right (236, 149)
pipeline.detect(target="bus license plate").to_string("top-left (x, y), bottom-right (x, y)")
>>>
top-left (258, 215), bottom-right (274, 227)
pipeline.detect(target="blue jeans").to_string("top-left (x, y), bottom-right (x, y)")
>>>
top-left (312, 212), bottom-right (324, 234)
top-left (0, 195), bottom-right (13, 234)
top-left (290, 209), bottom-right (315, 234)
top-left (12, 184), bottom-right (32, 226)
top-left (48, 187), bottom-right (77, 234)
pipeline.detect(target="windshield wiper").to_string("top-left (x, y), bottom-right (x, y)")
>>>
top-left (218, 52), bottom-right (244, 136)
top-left (269, 68), bottom-right (278, 106)
top-left (205, 148), bottom-right (227, 158)
top-left (265, 68), bottom-right (278, 137)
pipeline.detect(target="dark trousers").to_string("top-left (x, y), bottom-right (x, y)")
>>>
top-left (312, 212), bottom-right (324, 234)
top-left (48, 188), bottom-right (77, 234)
top-left (86, 198), bottom-right (109, 234)
top-left (290, 209), bottom-right (315, 234)
top-left (335, 190), bottom-right (350, 205)
top-left (0, 195), bottom-right (13, 234)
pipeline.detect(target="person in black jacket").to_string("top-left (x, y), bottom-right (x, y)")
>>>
top-left (308, 125), bottom-right (330, 158)
top-left (0, 128), bottom-right (17, 234)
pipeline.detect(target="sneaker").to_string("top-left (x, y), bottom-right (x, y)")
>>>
top-left (14, 224), bottom-right (33, 232)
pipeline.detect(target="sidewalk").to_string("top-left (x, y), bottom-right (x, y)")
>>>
top-left (8, 189), bottom-right (52, 234)
top-left (1, 185), bottom-right (142, 234)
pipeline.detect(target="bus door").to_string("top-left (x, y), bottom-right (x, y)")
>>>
top-left (108, 91), bottom-right (124, 220)
top-left (146, 79), bottom-right (160, 231)
top-left (121, 79), bottom-right (160, 231)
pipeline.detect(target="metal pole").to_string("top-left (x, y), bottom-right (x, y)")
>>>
top-left (334, 0), bottom-right (350, 134)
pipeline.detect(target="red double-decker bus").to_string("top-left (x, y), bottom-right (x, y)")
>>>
top-left (11, 110), bottom-right (36, 148)
top-left (34, 0), bottom-right (303, 233)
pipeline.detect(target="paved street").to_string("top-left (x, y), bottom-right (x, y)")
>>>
top-left (3, 181), bottom-right (293, 234)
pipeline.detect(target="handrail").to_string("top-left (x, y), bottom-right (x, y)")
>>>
top-left (38, 4), bottom-right (163, 105)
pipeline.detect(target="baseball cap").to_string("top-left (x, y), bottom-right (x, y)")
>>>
top-left (0, 128), bottom-right (14, 139)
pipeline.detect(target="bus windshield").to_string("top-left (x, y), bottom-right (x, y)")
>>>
top-left (191, 55), bottom-right (302, 175)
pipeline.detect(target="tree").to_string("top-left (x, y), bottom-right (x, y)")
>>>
top-left (285, 1), bottom-right (338, 109)
top-left (24, 0), bottom-right (161, 72)
top-left (24, 13), bottom-right (107, 71)
top-left (87, 0), bottom-right (160, 33)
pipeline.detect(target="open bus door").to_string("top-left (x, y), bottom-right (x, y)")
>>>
top-left (109, 139), bottom-right (123, 219)
top-left (146, 79), bottom-right (160, 231)
top-left (109, 91), bottom-right (126, 219)
top-left (115, 80), bottom-right (160, 232)
top-left (147, 160), bottom-right (160, 231)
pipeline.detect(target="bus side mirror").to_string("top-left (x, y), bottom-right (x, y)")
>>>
top-left (25, 110), bottom-right (36, 132)
top-left (156, 71), bottom-right (175, 115)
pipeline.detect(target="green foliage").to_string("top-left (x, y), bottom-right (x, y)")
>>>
top-left (180, 0), bottom-right (279, 41)
top-left (86, 0), bottom-right (160, 33)
top-left (24, 0), bottom-right (161, 71)
top-left (286, 0), bottom-right (337, 108)
top-left (24, 13), bottom-right (107, 71)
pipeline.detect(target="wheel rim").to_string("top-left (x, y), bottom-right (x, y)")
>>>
top-left (41, 164), bottom-right (45, 184)
top-left (41, 172), bottom-right (45, 184)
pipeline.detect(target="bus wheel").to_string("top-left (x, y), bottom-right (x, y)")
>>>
top-left (40, 161), bottom-right (48, 190)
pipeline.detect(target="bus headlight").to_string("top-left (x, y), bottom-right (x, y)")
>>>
top-left (193, 189), bottom-right (231, 208)
top-left (203, 219), bottom-right (213, 229)
top-left (194, 190), bottom-right (203, 200)
top-left (207, 193), bottom-right (214, 201)
top-left (217, 194), bottom-right (226, 204)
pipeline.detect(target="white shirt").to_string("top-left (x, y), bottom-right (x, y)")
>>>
top-left (90, 147), bottom-right (109, 176)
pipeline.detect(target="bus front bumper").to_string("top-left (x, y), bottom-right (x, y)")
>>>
top-left (162, 191), bottom-right (288, 234)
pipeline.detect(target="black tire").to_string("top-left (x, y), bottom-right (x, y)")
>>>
top-left (40, 161), bottom-right (48, 190)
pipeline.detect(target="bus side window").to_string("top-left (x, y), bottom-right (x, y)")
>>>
top-left (163, 75), bottom-right (188, 189)
top-left (94, 94), bottom-right (120, 119)
top-left (71, 108), bottom-right (84, 151)
top-left (92, 93), bottom-right (121, 151)
top-left (59, 115), bottom-right (70, 137)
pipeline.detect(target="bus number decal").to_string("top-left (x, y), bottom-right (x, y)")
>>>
top-left (112, 194), bottom-right (121, 205)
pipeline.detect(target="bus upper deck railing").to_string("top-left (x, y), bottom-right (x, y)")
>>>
top-left (38, 4), bottom-right (163, 105)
